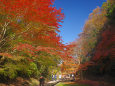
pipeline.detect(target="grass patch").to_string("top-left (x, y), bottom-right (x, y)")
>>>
top-left (56, 82), bottom-right (89, 86)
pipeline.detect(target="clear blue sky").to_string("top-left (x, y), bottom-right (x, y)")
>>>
top-left (54, 0), bottom-right (106, 44)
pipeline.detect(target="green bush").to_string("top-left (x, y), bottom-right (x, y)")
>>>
top-left (0, 58), bottom-right (40, 82)
top-left (0, 63), bottom-right (18, 82)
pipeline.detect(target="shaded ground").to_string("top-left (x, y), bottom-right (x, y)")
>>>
top-left (77, 80), bottom-right (115, 86)
top-left (0, 77), bottom-right (39, 86)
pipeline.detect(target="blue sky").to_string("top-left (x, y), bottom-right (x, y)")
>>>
top-left (54, 0), bottom-right (106, 44)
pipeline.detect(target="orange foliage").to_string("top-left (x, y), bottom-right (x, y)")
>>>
top-left (0, 53), bottom-right (12, 58)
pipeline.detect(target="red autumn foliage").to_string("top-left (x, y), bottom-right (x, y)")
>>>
top-left (14, 43), bottom-right (67, 59)
top-left (79, 61), bottom-right (95, 70)
top-left (13, 42), bottom-right (77, 62)
top-left (93, 26), bottom-right (115, 61)
top-left (0, 0), bottom-right (64, 28)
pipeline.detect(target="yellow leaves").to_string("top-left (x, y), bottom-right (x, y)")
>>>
top-left (85, 7), bottom-right (107, 33)
top-left (102, 2), bottom-right (108, 9)
top-left (89, 6), bottom-right (101, 19)
top-left (81, 5), bottom-right (108, 56)
top-left (107, 0), bottom-right (115, 5)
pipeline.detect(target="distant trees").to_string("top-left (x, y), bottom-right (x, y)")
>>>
top-left (72, 0), bottom-right (115, 78)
